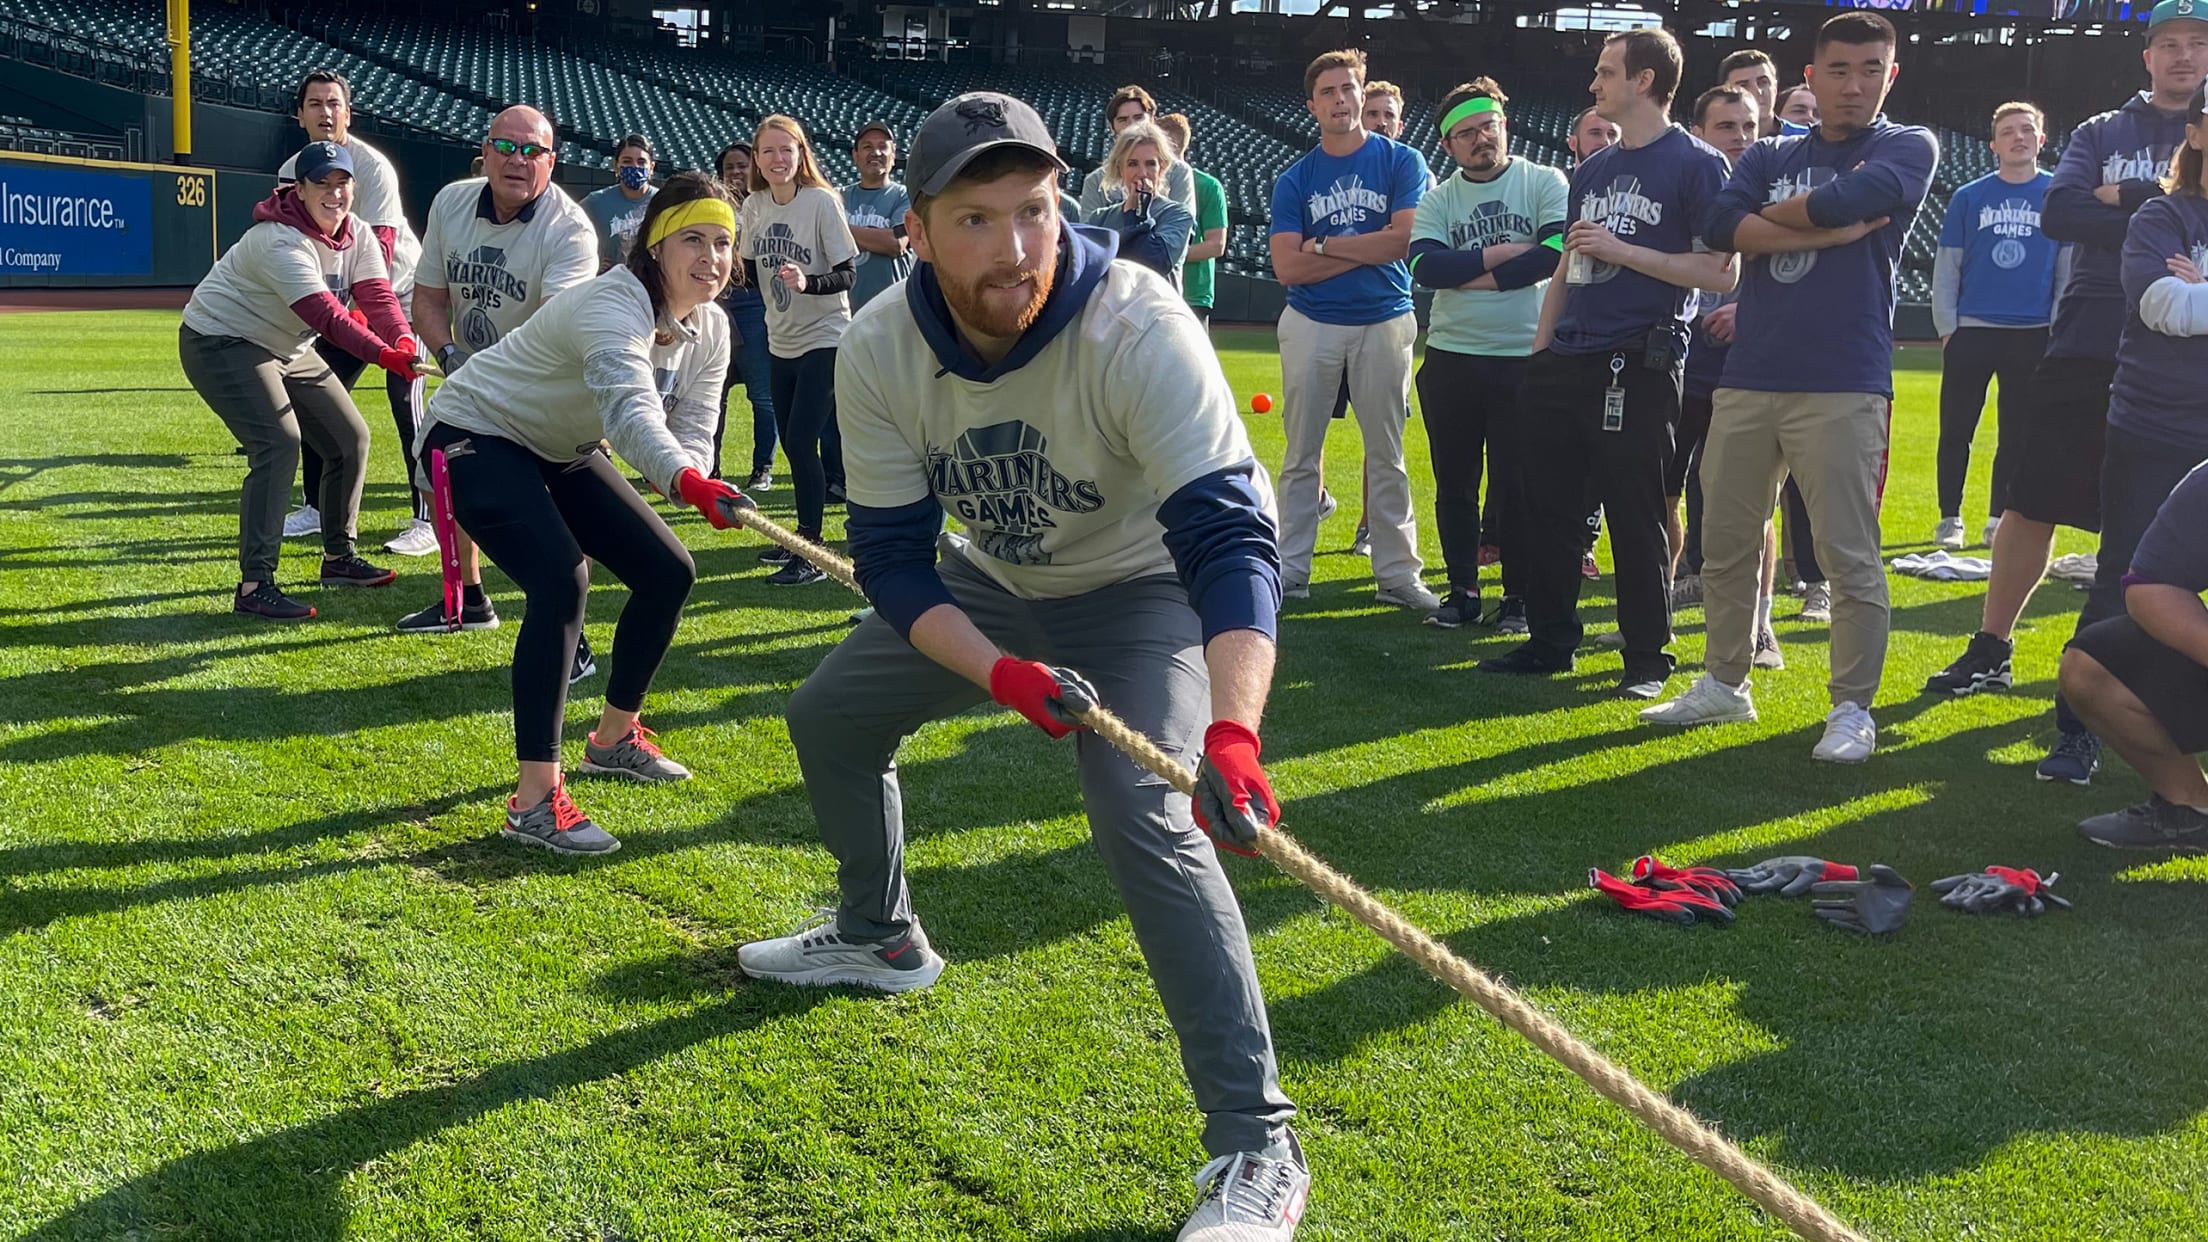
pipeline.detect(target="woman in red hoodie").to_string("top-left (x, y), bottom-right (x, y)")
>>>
top-left (180, 140), bottom-right (423, 619)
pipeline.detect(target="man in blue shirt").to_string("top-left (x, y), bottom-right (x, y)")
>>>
top-left (1931, 101), bottom-right (2067, 551)
top-left (1642, 11), bottom-right (1937, 765)
top-left (1477, 27), bottom-right (1736, 701)
top-left (1921, 0), bottom-right (2203, 788)
top-left (843, 121), bottom-right (915, 311)
top-left (1269, 48), bottom-right (1437, 611)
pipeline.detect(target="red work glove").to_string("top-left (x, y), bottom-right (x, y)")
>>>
top-left (1194, 720), bottom-right (1281, 857)
top-left (673, 467), bottom-right (753, 529)
top-left (1590, 867), bottom-right (1735, 927)
top-left (988, 658), bottom-right (1096, 739)
top-left (377, 334), bottom-right (422, 382)
top-left (1632, 855), bottom-right (1742, 908)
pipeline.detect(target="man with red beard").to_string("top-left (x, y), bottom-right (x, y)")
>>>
top-left (739, 93), bottom-right (1308, 1242)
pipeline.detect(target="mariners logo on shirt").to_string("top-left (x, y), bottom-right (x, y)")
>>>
top-left (2104, 148), bottom-right (2173, 184)
top-left (754, 223), bottom-right (814, 313)
top-left (446, 244), bottom-right (532, 350)
top-left (1577, 175), bottom-right (1665, 284)
top-left (926, 420), bottom-right (1106, 567)
top-left (1763, 166), bottom-right (1838, 285)
top-left (1450, 201), bottom-right (1536, 251)
top-left (1306, 175), bottom-right (1390, 229)
top-left (847, 206), bottom-right (899, 268)
top-left (656, 365), bottom-right (679, 411)
top-left (1980, 197), bottom-right (2043, 270)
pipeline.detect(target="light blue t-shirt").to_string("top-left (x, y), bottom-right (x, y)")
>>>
top-left (1269, 131), bottom-right (1430, 326)
top-left (842, 180), bottom-right (915, 309)
top-left (579, 184), bottom-right (654, 267)
top-left (1939, 170), bottom-right (2060, 328)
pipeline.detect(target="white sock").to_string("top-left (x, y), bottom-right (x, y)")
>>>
top-left (1756, 594), bottom-right (1774, 630)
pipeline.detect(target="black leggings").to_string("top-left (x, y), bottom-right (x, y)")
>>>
top-left (304, 337), bottom-right (428, 522)
top-left (1937, 326), bottom-right (2046, 519)
top-left (771, 346), bottom-right (839, 538)
top-left (421, 424), bottom-right (695, 763)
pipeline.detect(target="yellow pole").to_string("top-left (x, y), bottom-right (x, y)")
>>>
top-left (165, 0), bottom-right (191, 164)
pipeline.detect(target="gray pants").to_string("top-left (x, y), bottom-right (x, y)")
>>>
top-left (179, 326), bottom-right (366, 581)
top-left (1276, 304), bottom-right (1423, 591)
top-left (785, 550), bottom-right (1296, 1159)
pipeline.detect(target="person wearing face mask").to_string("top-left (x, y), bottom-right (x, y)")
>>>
top-left (715, 141), bottom-right (778, 491)
top-left (412, 171), bottom-right (744, 856)
top-left (1084, 119), bottom-right (1196, 287)
top-left (180, 140), bottom-right (422, 621)
top-left (581, 133), bottom-right (658, 272)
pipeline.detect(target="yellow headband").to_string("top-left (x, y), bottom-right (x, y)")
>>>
top-left (645, 198), bottom-right (736, 251)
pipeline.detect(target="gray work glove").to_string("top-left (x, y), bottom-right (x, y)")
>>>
top-left (1810, 864), bottom-right (1914, 935)
top-left (1930, 867), bottom-right (2070, 917)
top-left (1724, 856), bottom-right (1861, 898)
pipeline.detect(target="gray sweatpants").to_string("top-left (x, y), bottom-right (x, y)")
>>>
top-left (784, 550), bottom-right (1297, 1159)
top-left (1275, 304), bottom-right (1423, 592)
top-left (179, 326), bottom-right (366, 581)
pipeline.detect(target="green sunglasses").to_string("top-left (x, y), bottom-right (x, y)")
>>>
top-left (488, 137), bottom-right (552, 160)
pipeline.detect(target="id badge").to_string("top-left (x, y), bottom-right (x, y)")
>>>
top-left (1602, 355), bottom-right (1626, 433)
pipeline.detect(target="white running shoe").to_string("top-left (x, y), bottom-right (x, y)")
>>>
top-left (1932, 516), bottom-right (1965, 551)
top-left (737, 909), bottom-right (945, 993)
top-left (1178, 1145), bottom-right (1310, 1242)
top-left (1812, 701), bottom-right (1876, 763)
top-left (383, 518), bottom-right (439, 557)
top-left (1639, 673), bottom-right (1757, 726)
top-left (282, 505), bottom-right (321, 538)
top-left (1375, 581), bottom-right (1442, 611)
top-left (1317, 489), bottom-right (1339, 522)
top-left (1980, 516), bottom-right (2001, 549)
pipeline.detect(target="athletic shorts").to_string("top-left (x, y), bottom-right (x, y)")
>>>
top-left (2069, 614), bottom-right (2208, 754)
top-left (1667, 391), bottom-right (1714, 497)
top-left (2004, 354), bottom-right (2116, 533)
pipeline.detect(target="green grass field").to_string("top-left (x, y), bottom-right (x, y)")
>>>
top-left (4, 312), bottom-right (2205, 1241)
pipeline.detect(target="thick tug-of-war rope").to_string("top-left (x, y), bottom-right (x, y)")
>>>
top-left (715, 500), bottom-right (1865, 1242)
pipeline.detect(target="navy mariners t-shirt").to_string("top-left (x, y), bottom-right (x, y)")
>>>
top-left (1705, 117), bottom-right (1938, 397)
top-left (1941, 170), bottom-right (2060, 327)
top-left (2112, 193), bottom-right (2208, 454)
top-left (1551, 126), bottom-right (1730, 357)
top-left (1270, 130), bottom-right (1430, 325)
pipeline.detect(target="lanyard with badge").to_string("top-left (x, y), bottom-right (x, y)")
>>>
top-left (1603, 354), bottom-right (1626, 433)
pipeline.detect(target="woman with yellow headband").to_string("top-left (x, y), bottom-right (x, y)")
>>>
top-left (412, 170), bottom-right (748, 855)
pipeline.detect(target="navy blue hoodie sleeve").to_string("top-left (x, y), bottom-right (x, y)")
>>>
top-left (1805, 128), bottom-right (1938, 229)
top-left (846, 496), bottom-right (957, 638)
top-left (1157, 461), bottom-right (1281, 644)
top-left (2045, 119), bottom-right (2139, 249)
top-left (1408, 236), bottom-right (1487, 287)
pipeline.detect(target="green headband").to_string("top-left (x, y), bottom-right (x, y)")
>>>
top-left (1439, 96), bottom-right (1502, 137)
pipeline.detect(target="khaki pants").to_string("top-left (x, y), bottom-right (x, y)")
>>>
top-left (1700, 389), bottom-right (1891, 706)
top-left (1275, 305), bottom-right (1422, 591)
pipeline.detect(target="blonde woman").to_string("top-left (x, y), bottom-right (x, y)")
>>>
top-left (742, 114), bottom-right (859, 585)
top-left (1084, 118), bottom-right (1195, 290)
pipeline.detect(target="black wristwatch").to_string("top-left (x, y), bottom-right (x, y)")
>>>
top-left (437, 343), bottom-right (462, 374)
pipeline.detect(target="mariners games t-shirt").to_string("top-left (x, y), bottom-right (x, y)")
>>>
top-left (1551, 125), bottom-right (1729, 356)
top-left (580, 184), bottom-right (655, 267)
top-left (278, 135), bottom-right (419, 296)
top-left (2112, 193), bottom-right (2208, 453)
top-left (183, 214), bottom-right (390, 362)
top-left (416, 179), bottom-right (598, 362)
top-left (1271, 130), bottom-right (1429, 325)
top-left (1184, 166), bottom-right (1228, 310)
top-left (418, 264), bottom-right (728, 496)
top-left (842, 180), bottom-right (915, 309)
top-left (1938, 170), bottom-right (2059, 328)
top-left (836, 260), bottom-right (1270, 601)
top-left (741, 185), bottom-right (860, 359)
top-left (1411, 158), bottom-right (1570, 356)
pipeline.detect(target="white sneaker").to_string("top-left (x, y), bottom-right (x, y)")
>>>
top-left (1178, 1147), bottom-right (1310, 1242)
top-left (383, 518), bottom-right (439, 557)
top-left (1639, 673), bottom-right (1757, 726)
top-left (1282, 582), bottom-right (1311, 600)
top-left (1375, 581), bottom-right (1442, 611)
top-left (736, 909), bottom-right (944, 993)
top-left (282, 505), bottom-right (321, 538)
top-left (1979, 516), bottom-right (2001, 549)
top-left (1933, 516), bottom-right (1965, 551)
top-left (1317, 489), bottom-right (1339, 522)
top-left (1812, 701), bottom-right (1876, 763)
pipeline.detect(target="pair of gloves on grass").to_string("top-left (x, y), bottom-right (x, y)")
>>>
top-left (1591, 855), bottom-right (2071, 934)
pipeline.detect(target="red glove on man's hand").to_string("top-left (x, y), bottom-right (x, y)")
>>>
top-left (377, 335), bottom-right (422, 382)
top-left (673, 467), bottom-right (753, 529)
top-left (988, 658), bottom-right (1096, 739)
top-left (1194, 720), bottom-right (1281, 857)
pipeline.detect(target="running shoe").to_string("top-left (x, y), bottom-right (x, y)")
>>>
top-left (580, 722), bottom-right (691, 783)
top-left (737, 909), bottom-right (945, 993)
top-left (1478, 543), bottom-right (1502, 568)
top-left (1477, 643), bottom-right (1573, 675)
top-left (1671, 573), bottom-right (1703, 609)
top-left (1349, 524), bottom-right (1371, 557)
top-left (2078, 796), bottom-right (2208, 852)
top-left (2036, 731), bottom-right (2101, 786)
top-left (1178, 1140), bottom-right (1310, 1242)
top-left (1423, 587), bottom-right (1480, 629)
top-left (1375, 581), bottom-right (1441, 611)
top-left (767, 560), bottom-right (827, 587)
top-left (1799, 581), bottom-right (1832, 624)
top-left (320, 554), bottom-right (397, 588)
top-left (1492, 596), bottom-right (1528, 635)
top-left (395, 596), bottom-right (499, 633)
top-left (1932, 516), bottom-right (1965, 551)
top-left (1640, 674), bottom-right (1756, 726)
top-left (501, 779), bottom-right (619, 855)
top-left (1318, 489), bottom-right (1339, 522)
top-left (1923, 632), bottom-right (2012, 696)
top-left (1752, 622), bottom-right (1785, 669)
top-left (1593, 630), bottom-right (1625, 649)
top-left (1979, 516), bottom-right (2001, 549)
top-left (383, 518), bottom-right (439, 557)
top-left (1581, 552), bottom-right (1600, 580)
top-left (571, 632), bottom-right (597, 685)
top-left (758, 544), bottom-right (795, 565)
top-left (233, 581), bottom-right (315, 621)
top-left (1614, 667), bottom-right (1670, 701)
top-left (282, 505), bottom-right (321, 538)
top-left (746, 468), bottom-right (774, 491)
top-left (1811, 701), bottom-right (1876, 763)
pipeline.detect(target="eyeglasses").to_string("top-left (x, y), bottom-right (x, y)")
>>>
top-left (488, 138), bottom-right (552, 161)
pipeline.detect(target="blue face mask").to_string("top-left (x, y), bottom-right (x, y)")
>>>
top-left (619, 164), bottom-right (650, 191)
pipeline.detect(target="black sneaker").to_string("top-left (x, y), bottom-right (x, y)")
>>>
top-left (766, 559), bottom-right (827, 586)
top-left (1489, 596), bottom-right (1529, 635)
top-left (825, 480), bottom-right (848, 506)
top-left (1423, 587), bottom-right (1481, 629)
top-left (1477, 642), bottom-right (1573, 675)
top-left (395, 596), bottom-right (499, 633)
top-left (745, 468), bottom-right (774, 491)
top-left (319, 554), bottom-right (397, 588)
top-left (2036, 730), bottom-right (2101, 786)
top-left (571, 632), bottom-right (598, 685)
top-left (1924, 631), bottom-right (2013, 696)
top-left (234, 581), bottom-right (315, 620)
top-left (2079, 796), bottom-right (2208, 851)
top-left (758, 544), bottom-right (794, 565)
top-left (1614, 662), bottom-right (1674, 701)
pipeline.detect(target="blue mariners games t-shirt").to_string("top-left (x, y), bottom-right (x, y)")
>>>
top-left (1270, 130), bottom-right (1430, 325)
top-left (1941, 170), bottom-right (2059, 327)
top-left (1550, 125), bottom-right (1730, 357)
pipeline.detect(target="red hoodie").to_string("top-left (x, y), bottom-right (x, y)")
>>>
top-left (257, 185), bottom-right (412, 364)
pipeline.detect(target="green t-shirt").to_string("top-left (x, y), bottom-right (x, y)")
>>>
top-left (1183, 167), bottom-right (1228, 310)
top-left (1409, 159), bottom-right (1569, 357)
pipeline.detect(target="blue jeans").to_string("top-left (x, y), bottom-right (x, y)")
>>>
top-left (717, 287), bottom-right (776, 478)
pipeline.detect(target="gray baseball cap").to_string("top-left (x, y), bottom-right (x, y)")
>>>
top-left (905, 92), bottom-right (1067, 197)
